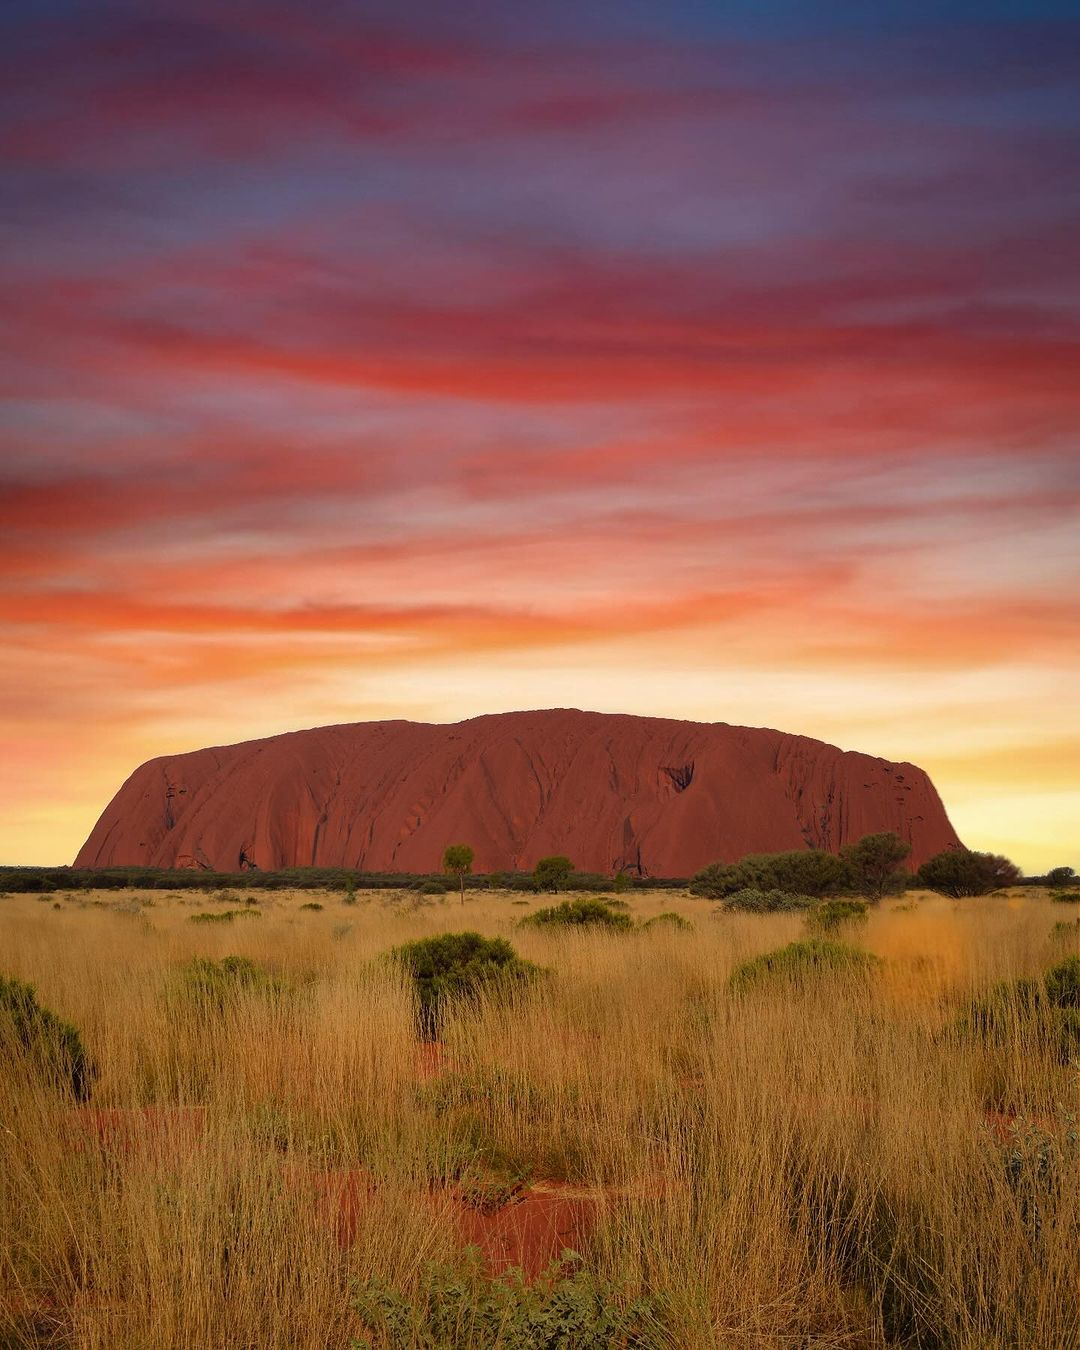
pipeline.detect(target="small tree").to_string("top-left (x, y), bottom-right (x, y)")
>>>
top-left (841, 832), bottom-right (911, 899)
top-left (442, 844), bottom-right (475, 905)
top-left (1047, 866), bottom-right (1076, 887)
top-left (917, 848), bottom-right (1022, 898)
top-left (534, 856), bottom-right (574, 894)
top-left (388, 932), bottom-right (538, 1038)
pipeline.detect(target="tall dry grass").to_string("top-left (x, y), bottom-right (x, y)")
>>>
top-left (1, 885), bottom-right (1077, 1347)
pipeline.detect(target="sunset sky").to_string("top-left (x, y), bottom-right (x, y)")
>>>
top-left (2, 1), bottom-right (1078, 871)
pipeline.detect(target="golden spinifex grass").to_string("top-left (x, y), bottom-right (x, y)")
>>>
top-left (1, 886), bottom-right (1077, 1347)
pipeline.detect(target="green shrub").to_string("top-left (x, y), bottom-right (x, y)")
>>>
top-left (522, 898), bottom-right (633, 932)
top-left (352, 1248), bottom-right (668, 1349)
top-left (299, 902), bottom-right (323, 912)
top-left (691, 848), bottom-right (850, 900)
top-left (180, 956), bottom-right (283, 1009)
top-left (962, 957), bottom-right (1080, 1062)
top-left (189, 909), bottom-right (260, 924)
top-left (533, 856), bottom-right (575, 893)
top-left (388, 932), bottom-right (539, 1039)
top-left (730, 940), bottom-right (879, 993)
top-left (642, 912), bottom-right (693, 932)
top-left (720, 887), bottom-right (817, 913)
top-left (1050, 890), bottom-right (1080, 904)
top-left (1045, 955), bottom-right (1080, 1009)
top-left (416, 879), bottom-right (451, 896)
top-left (807, 899), bottom-right (869, 932)
top-left (0, 975), bottom-right (95, 1100)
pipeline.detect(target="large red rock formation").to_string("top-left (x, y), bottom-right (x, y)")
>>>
top-left (74, 709), bottom-right (961, 875)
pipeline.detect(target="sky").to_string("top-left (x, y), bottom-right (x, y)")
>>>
top-left (1, 1), bottom-right (1078, 872)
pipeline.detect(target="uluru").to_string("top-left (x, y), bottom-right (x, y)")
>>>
top-left (74, 709), bottom-right (960, 875)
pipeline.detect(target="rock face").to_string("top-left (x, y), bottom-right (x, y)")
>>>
top-left (74, 709), bottom-right (961, 875)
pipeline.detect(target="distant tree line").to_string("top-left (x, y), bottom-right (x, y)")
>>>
top-left (1, 837), bottom-right (1043, 901)
top-left (0, 863), bottom-right (683, 895)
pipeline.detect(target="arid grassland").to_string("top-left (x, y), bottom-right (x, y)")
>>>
top-left (2, 886), bottom-right (1078, 1348)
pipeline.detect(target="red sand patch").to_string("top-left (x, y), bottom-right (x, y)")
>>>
top-left (68, 1106), bottom-right (208, 1156)
top-left (452, 1181), bottom-right (599, 1278)
top-left (414, 1041), bottom-right (451, 1081)
top-left (295, 1166), bottom-right (599, 1278)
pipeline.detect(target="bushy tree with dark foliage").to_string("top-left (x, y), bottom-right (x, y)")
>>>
top-left (917, 848), bottom-right (1021, 897)
top-left (841, 832), bottom-right (911, 898)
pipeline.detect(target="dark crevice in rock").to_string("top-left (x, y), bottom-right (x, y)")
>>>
top-left (662, 762), bottom-right (695, 792)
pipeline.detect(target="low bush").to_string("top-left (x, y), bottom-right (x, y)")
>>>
top-left (1050, 890), bottom-right (1080, 904)
top-left (179, 956), bottom-right (284, 1009)
top-left (642, 911), bottom-right (693, 932)
top-left (415, 879), bottom-right (451, 896)
top-left (352, 1248), bottom-right (669, 1349)
top-left (0, 975), bottom-right (95, 1100)
top-left (299, 902), bottom-right (323, 912)
top-left (189, 909), bottom-right (261, 924)
top-left (730, 940), bottom-right (879, 993)
top-left (962, 956), bottom-right (1080, 1062)
top-left (719, 887), bottom-right (817, 913)
top-left (388, 932), bottom-right (540, 1039)
top-left (522, 898), bottom-right (634, 932)
top-left (691, 849), bottom-right (851, 900)
top-left (807, 899), bottom-right (869, 932)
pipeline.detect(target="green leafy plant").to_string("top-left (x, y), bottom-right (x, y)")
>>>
top-left (1050, 890), bottom-right (1080, 904)
top-left (299, 901), bottom-right (323, 911)
top-left (522, 898), bottom-right (633, 932)
top-left (388, 932), bottom-right (540, 1039)
top-left (351, 1248), bottom-right (669, 1349)
top-left (0, 975), bottom-right (96, 1100)
top-left (730, 940), bottom-right (879, 993)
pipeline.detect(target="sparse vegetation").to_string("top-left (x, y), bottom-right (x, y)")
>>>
top-left (1, 883), bottom-right (1077, 1347)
